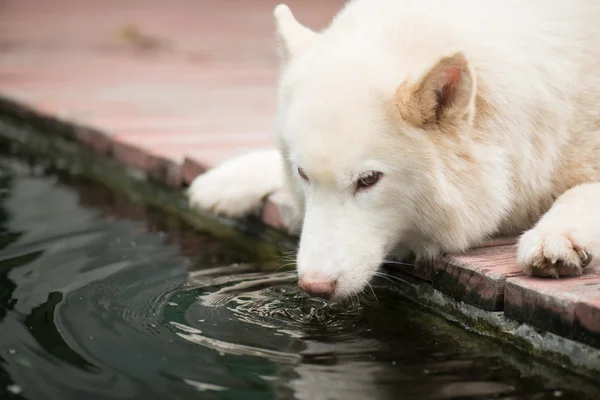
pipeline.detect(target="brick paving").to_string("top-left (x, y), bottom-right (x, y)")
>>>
top-left (0, 0), bottom-right (599, 350)
top-left (0, 0), bottom-right (342, 181)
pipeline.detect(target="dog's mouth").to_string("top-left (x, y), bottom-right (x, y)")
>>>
top-left (297, 258), bottom-right (419, 302)
top-left (298, 255), bottom-right (419, 302)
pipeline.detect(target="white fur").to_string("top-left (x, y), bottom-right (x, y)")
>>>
top-left (517, 183), bottom-right (600, 278)
top-left (187, 149), bottom-right (284, 218)
top-left (189, 0), bottom-right (600, 299)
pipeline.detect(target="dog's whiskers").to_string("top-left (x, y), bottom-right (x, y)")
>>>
top-left (278, 250), bottom-right (297, 262)
top-left (373, 271), bottom-right (411, 286)
top-left (364, 280), bottom-right (379, 303)
top-left (382, 259), bottom-right (416, 267)
top-left (353, 293), bottom-right (359, 307)
top-left (273, 261), bottom-right (297, 274)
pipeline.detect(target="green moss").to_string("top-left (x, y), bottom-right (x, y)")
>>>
top-left (373, 272), bottom-right (600, 382)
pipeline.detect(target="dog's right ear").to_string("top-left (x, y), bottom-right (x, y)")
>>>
top-left (395, 52), bottom-right (475, 131)
top-left (274, 4), bottom-right (317, 65)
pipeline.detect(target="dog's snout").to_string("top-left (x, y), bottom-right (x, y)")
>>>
top-left (298, 273), bottom-right (337, 299)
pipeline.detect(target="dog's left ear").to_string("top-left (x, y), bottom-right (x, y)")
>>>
top-left (274, 4), bottom-right (317, 65)
top-left (395, 52), bottom-right (475, 130)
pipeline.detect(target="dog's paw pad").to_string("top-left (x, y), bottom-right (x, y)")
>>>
top-left (517, 230), bottom-right (592, 278)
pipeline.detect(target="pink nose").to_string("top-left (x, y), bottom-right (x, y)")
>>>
top-left (298, 273), bottom-right (337, 299)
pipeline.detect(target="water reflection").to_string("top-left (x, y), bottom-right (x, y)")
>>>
top-left (0, 153), bottom-right (597, 399)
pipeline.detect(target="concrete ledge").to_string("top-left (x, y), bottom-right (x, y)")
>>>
top-left (383, 268), bottom-right (600, 385)
top-left (506, 272), bottom-right (600, 349)
top-left (432, 245), bottom-right (520, 311)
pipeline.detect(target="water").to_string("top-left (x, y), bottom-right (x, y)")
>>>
top-left (0, 154), bottom-right (597, 400)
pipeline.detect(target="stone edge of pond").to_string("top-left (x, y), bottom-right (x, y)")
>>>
top-left (0, 97), bottom-right (599, 383)
top-left (0, 98), bottom-right (297, 263)
top-left (379, 273), bottom-right (600, 387)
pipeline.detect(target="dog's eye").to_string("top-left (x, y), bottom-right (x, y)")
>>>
top-left (297, 167), bottom-right (309, 182)
top-left (356, 171), bottom-right (382, 191)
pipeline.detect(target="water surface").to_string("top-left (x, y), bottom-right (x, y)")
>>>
top-left (0, 154), bottom-right (597, 400)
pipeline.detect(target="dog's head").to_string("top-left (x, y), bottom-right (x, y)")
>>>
top-left (273, 5), bottom-right (481, 300)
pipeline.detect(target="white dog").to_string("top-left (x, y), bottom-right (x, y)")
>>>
top-left (188, 0), bottom-right (600, 300)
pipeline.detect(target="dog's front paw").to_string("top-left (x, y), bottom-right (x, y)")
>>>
top-left (186, 149), bottom-right (284, 219)
top-left (516, 228), bottom-right (593, 278)
top-left (187, 171), bottom-right (263, 218)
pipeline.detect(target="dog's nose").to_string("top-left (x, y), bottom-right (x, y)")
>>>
top-left (298, 273), bottom-right (337, 299)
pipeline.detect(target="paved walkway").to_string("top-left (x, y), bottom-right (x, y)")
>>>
top-left (0, 0), bottom-right (342, 184)
top-left (1, 0), bottom-right (599, 352)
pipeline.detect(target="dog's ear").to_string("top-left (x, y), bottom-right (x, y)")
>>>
top-left (274, 4), bottom-right (317, 65)
top-left (395, 52), bottom-right (475, 130)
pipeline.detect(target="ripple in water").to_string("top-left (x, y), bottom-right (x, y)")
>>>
top-left (170, 268), bottom-right (373, 366)
top-left (0, 153), bottom-right (598, 400)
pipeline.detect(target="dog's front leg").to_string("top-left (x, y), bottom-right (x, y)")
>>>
top-left (516, 182), bottom-right (600, 277)
top-left (187, 149), bottom-right (287, 219)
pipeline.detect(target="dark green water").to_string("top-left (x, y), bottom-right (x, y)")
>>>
top-left (0, 155), bottom-right (598, 400)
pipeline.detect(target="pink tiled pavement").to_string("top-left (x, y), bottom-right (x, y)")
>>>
top-left (505, 269), bottom-right (600, 348)
top-left (0, 0), bottom-right (344, 181)
top-left (0, 0), bottom-right (599, 349)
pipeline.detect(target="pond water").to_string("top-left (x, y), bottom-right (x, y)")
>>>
top-left (0, 153), bottom-right (598, 400)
